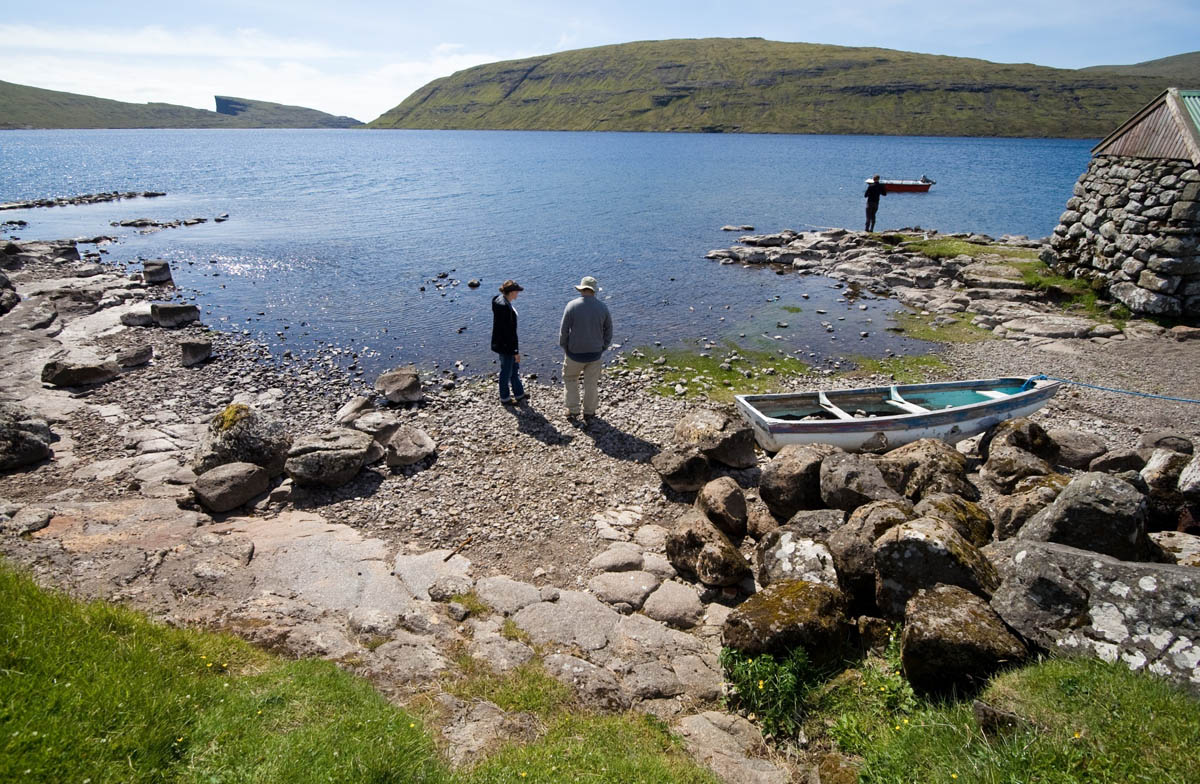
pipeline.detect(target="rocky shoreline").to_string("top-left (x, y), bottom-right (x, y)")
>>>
top-left (3, 221), bottom-right (1200, 782)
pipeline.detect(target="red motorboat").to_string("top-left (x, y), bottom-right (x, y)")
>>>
top-left (865, 175), bottom-right (935, 193)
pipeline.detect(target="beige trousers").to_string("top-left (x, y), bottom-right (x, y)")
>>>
top-left (563, 356), bottom-right (602, 415)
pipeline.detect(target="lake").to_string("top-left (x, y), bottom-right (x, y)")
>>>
top-left (0, 130), bottom-right (1095, 378)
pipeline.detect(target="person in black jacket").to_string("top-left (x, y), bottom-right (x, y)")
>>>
top-left (864, 174), bottom-right (887, 232)
top-left (491, 279), bottom-right (525, 404)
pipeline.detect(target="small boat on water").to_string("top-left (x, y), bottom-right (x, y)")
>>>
top-left (734, 376), bottom-right (1062, 452)
top-left (865, 175), bottom-right (935, 193)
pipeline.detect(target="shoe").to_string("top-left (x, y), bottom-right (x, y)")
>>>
top-left (513, 393), bottom-right (527, 402)
top-left (501, 398), bottom-right (515, 405)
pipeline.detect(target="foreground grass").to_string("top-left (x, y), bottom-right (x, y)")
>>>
top-left (0, 563), bottom-right (715, 784)
top-left (625, 346), bottom-right (810, 402)
top-left (724, 632), bottom-right (1200, 784)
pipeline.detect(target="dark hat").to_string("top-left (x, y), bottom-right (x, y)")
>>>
top-left (499, 279), bottom-right (524, 293)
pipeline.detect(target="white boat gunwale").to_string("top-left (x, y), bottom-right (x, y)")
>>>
top-left (734, 376), bottom-right (1062, 452)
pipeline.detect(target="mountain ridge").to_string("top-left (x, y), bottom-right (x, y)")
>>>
top-left (0, 80), bottom-right (363, 130)
top-left (369, 38), bottom-right (1200, 138)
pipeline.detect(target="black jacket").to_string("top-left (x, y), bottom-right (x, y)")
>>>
top-left (491, 294), bottom-right (518, 354)
top-left (864, 182), bottom-right (887, 206)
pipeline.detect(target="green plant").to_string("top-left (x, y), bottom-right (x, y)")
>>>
top-left (719, 646), bottom-right (820, 737)
top-left (450, 591), bottom-right (492, 618)
top-left (212, 402), bottom-right (251, 432)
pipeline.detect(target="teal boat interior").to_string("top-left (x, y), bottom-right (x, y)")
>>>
top-left (748, 383), bottom-right (1030, 422)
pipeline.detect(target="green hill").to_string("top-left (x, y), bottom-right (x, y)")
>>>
top-left (1080, 51), bottom-right (1200, 82)
top-left (369, 38), bottom-right (1198, 137)
top-left (0, 80), bottom-right (363, 129)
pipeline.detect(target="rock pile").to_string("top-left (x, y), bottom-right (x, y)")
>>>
top-left (1045, 155), bottom-right (1200, 317)
top-left (653, 419), bottom-right (1200, 694)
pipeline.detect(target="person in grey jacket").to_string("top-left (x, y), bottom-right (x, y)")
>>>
top-left (558, 276), bottom-right (612, 420)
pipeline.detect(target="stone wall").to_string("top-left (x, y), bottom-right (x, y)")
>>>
top-left (1047, 154), bottom-right (1200, 319)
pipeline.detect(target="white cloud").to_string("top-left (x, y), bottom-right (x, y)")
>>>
top-left (0, 23), bottom-right (349, 59)
top-left (3, 44), bottom-right (518, 122)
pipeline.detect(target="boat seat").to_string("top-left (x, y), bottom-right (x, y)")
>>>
top-left (886, 399), bottom-right (929, 414)
top-left (976, 390), bottom-right (1009, 400)
top-left (817, 390), bottom-right (856, 421)
top-left (887, 386), bottom-right (930, 414)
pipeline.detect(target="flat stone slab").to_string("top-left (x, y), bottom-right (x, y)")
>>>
top-left (391, 549), bottom-right (472, 601)
top-left (512, 589), bottom-right (622, 652)
top-left (220, 512), bottom-right (417, 616)
top-left (676, 711), bottom-right (790, 784)
top-left (473, 575), bottom-right (542, 616)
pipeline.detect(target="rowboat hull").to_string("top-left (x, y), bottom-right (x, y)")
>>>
top-left (735, 376), bottom-right (1061, 453)
top-left (866, 178), bottom-right (935, 193)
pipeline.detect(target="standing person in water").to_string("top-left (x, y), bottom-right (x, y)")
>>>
top-left (491, 279), bottom-right (525, 404)
top-left (558, 276), bottom-right (612, 423)
top-left (864, 174), bottom-right (887, 233)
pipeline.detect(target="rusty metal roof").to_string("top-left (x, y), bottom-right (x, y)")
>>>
top-left (1092, 88), bottom-right (1200, 165)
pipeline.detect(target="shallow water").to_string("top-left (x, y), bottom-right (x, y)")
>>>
top-left (0, 129), bottom-right (1094, 377)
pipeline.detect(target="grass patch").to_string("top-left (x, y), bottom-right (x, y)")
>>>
top-left (0, 562), bottom-right (443, 784)
top-left (450, 591), bottom-right (492, 618)
top-left (720, 646), bottom-right (824, 738)
top-left (781, 305), bottom-right (805, 313)
top-left (467, 713), bottom-right (719, 784)
top-left (444, 655), bottom-right (575, 718)
top-left (0, 562), bottom-right (719, 784)
top-left (1010, 260), bottom-right (1132, 324)
top-left (625, 346), bottom-right (810, 402)
top-left (847, 353), bottom-right (950, 383)
top-left (829, 655), bottom-right (1200, 784)
top-left (501, 618), bottom-right (532, 644)
top-left (903, 238), bottom-right (1041, 262)
top-left (886, 310), bottom-right (995, 344)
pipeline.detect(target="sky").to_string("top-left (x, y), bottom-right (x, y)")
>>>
top-left (2, 0), bottom-right (1197, 122)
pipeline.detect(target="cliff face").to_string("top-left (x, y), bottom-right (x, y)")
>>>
top-left (369, 38), bottom-right (1197, 138)
top-left (0, 80), bottom-right (362, 129)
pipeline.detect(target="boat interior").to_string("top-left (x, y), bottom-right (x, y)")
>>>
top-left (749, 384), bottom-right (1028, 422)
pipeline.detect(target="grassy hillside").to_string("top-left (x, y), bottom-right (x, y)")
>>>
top-left (215, 95), bottom-right (362, 128)
top-left (0, 80), bottom-right (363, 129)
top-left (370, 38), bottom-right (1195, 137)
top-left (1081, 51), bottom-right (1200, 82)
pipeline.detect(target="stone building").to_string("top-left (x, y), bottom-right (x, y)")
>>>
top-left (1047, 88), bottom-right (1200, 319)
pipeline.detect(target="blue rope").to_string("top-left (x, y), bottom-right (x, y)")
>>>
top-left (1024, 374), bottom-right (1200, 405)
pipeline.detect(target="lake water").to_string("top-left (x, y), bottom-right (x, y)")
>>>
top-left (0, 130), bottom-right (1095, 378)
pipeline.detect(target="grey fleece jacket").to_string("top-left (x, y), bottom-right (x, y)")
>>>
top-left (559, 294), bottom-right (612, 361)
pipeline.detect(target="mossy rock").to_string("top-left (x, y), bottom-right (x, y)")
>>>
top-left (212, 403), bottom-right (251, 433)
top-left (722, 579), bottom-right (850, 660)
top-left (914, 493), bottom-right (994, 547)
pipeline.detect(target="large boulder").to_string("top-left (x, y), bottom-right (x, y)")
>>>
top-left (819, 452), bottom-right (902, 511)
top-left (722, 579), bottom-right (850, 661)
top-left (382, 425), bottom-right (437, 468)
top-left (1136, 430), bottom-right (1194, 457)
top-left (150, 302), bottom-right (200, 328)
top-left (193, 404), bottom-right (292, 477)
top-left (0, 271), bottom-right (18, 316)
top-left (824, 500), bottom-right (916, 614)
top-left (758, 443), bottom-right (840, 520)
top-left (284, 428), bottom-right (374, 488)
top-left (673, 408), bottom-right (757, 469)
top-left (1180, 455), bottom-right (1200, 503)
top-left (755, 529), bottom-right (839, 588)
top-left (40, 359), bottom-right (119, 387)
top-left (1141, 449), bottom-right (1192, 526)
top-left (874, 517), bottom-right (1000, 619)
top-left (695, 477), bottom-right (747, 539)
top-left (981, 419), bottom-right (1059, 493)
top-left (914, 493), bottom-right (994, 547)
top-left (374, 365), bottom-right (424, 404)
top-left (191, 462), bottom-right (269, 513)
top-left (877, 439), bottom-right (979, 502)
top-left (989, 486), bottom-right (1060, 540)
top-left (1089, 448), bottom-right (1146, 474)
top-left (142, 260), bottom-right (174, 285)
top-left (1016, 473), bottom-right (1150, 561)
top-left (901, 584), bottom-right (1028, 694)
top-left (780, 508), bottom-right (846, 543)
top-left (1048, 429), bottom-right (1108, 470)
top-left (989, 541), bottom-right (1200, 693)
top-left (665, 510), bottom-right (752, 587)
top-left (650, 445), bottom-right (711, 492)
top-left (0, 404), bottom-right (53, 472)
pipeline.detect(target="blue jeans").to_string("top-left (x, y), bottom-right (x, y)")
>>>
top-left (498, 353), bottom-right (525, 401)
